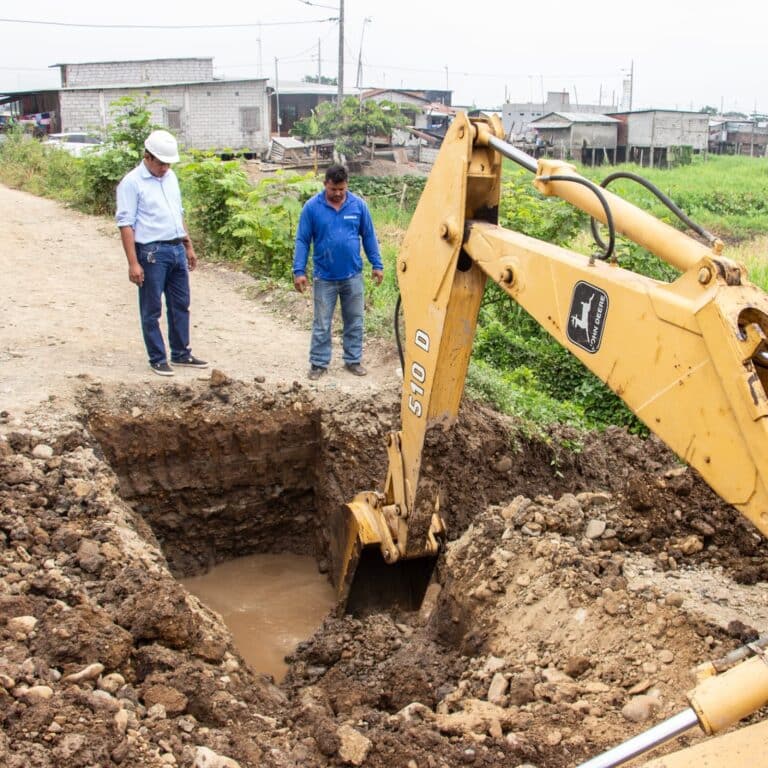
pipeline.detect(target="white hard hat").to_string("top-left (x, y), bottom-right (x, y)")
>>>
top-left (144, 129), bottom-right (180, 163)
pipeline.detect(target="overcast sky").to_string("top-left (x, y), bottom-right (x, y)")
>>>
top-left (1, 1), bottom-right (765, 115)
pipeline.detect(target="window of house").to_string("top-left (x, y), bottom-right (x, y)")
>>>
top-left (166, 109), bottom-right (182, 131)
top-left (240, 107), bottom-right (261, 132)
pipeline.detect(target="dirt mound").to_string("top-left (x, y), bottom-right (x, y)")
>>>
top-left (2, 374), bottom-right (767, 768)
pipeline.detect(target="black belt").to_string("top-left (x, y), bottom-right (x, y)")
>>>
top-left (139, 238), bottom-right (184, 246)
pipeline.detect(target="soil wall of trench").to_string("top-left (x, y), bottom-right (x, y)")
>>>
top-left (2, 375), bottom-right (767, 768)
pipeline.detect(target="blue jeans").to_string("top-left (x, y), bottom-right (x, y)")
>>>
top-left (310, 274), bottom-right (364, 368)
top-left (136, 242), bottom-right (192, 365)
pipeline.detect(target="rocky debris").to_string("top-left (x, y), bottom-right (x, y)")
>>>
top-left (336, 724), bottom-right (371, 765)
top-left (0, 410), bottom-right (290, 768)
top-left (194, 746), bottom-right (242, 768)
top-left (1, 379), bottom-right (766, 768)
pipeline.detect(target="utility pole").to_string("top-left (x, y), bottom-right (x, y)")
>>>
top-left (274, 58), bottom-right (281, 136)
top-left (318, 38), bottom-right (322, 81)
top-left (629, 59), bottom-right (634, 111)
top-left (337, 0), bottom-right (344, 104)
top-left (257, 22), bottom-right (263, 77)
top-left (356, 17), bottom-right (372, 89)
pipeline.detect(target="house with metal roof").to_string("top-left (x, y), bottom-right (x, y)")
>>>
top-left (503, 91), bottom-right (618, 142)
top-left (708, 117), bottom-right (768, 157)
top-left (529, 112), bottom-right (620, 164)
top-left (2, 57), bottom-right (272, 154)
top-left (608, 109), bottom-right (710, 167)
top-left (268, 80), bottom-right (362, 137)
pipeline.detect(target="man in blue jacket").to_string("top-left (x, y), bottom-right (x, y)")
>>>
top-left (293, 164), bottom-right (383, 380)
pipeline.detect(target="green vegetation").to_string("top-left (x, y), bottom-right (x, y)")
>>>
top-left (0, 125), bottom-right (82, 201)
top-left (0, 96), bottom-right (163, 214)
top-left (78, 96), bottom-right (164, 214)
top-left (3, 98), bottom-right (768, 437)
top-left (583, 156), bottom-right (768, 242)
top-left (291, 96), bottom-right (407, 159)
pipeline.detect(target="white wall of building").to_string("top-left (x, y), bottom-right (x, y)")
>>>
top-left (626, 111), bottom-right (709, 150)
top-left (59, 80), bottom-right (270, 153)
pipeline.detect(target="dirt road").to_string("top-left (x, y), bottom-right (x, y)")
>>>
top-left (0, 183), bottom-right (397, 420)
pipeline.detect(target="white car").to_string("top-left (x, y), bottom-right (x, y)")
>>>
top-left (45, 132), bottom-right (104, 157)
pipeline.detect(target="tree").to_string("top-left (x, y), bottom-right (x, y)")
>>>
top-left (291, 97), bottom-right (407, 160)
top-left (78, 96), bottom-right (164, 214)
top-left (699, 105), bottom-right (719, 115)
top-left (302, 75), bottom-right (337, 86)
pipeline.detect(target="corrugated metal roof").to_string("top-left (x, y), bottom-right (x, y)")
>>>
top-left (56, 76), bottom-right (269, 91)
top-left (0, 89), bottom-right (60, 102)
top-left (362, 88), bottom-right (430, 103)
top-left (531, 111), bottom-right (620, 127)
top-left (268, 80), bottom-right (361, 96)
top-left (607, 109), bottom-right (707, 116)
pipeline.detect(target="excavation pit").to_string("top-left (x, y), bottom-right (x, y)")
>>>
top-left (87, 390), bottom-right (342, 681)
top-left (89, 398), bottom-right (325, 578)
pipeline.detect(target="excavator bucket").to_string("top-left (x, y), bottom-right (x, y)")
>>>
top-left (329, 493), bottom-right (437, 616)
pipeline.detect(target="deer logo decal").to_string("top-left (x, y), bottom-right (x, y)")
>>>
top-left (566, 282), bottom-right (608, 354)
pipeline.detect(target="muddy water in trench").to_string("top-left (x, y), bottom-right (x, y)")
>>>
top-left (182, 554), bottom-right (335, 682)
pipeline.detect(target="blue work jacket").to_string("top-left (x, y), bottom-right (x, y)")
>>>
top-left (292, 190), bottom-right (383, 280)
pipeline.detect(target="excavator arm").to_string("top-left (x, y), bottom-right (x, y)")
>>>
top-left (331, 115), bottom-right (768, 768)
top-left (331, 112), bottom-right (768, 615)
top-left (328, 112), bottom-right (768, 765)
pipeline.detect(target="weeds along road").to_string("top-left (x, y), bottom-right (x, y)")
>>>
top-left (0, 183), bottom-right (396, 421)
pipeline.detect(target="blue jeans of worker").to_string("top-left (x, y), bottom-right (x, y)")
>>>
top-left (136, 242), bottom-right (192, 365)
top-left (310, 274), bottom-right (364, 368)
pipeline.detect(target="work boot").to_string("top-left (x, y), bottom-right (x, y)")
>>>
top-left (308, 365), bottom-right (327, 381)
top-left (345, 363), bottom-right (367, 376)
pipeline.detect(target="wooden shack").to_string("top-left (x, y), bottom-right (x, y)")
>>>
top-left (528, 112), bottom-right (619, 164)
top-left (609, 110), bottom-right (709, 167)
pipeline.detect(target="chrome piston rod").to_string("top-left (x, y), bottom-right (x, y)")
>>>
top-left (574, 707), bottom-right (700, 768)
top-left (485, 134), bottom-right (539, 173)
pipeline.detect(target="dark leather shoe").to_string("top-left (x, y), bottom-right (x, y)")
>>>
top-left (345, 363), bottom-right (367, 376)
top-left (308, 365), bottom-right (327, 381)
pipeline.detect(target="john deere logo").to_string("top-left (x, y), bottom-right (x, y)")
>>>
top-left (567, 281), bottom-right (608, 354)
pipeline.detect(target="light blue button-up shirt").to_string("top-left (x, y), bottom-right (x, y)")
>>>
top-left (115, 161), bottom-right (187, 244)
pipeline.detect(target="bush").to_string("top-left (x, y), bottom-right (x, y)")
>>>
top-left (178, 156), bottom-right (251, 258)
top-left (222, 171), bottom-right (320, 280)
top-left (0, 126), bottom-right (81, 199)
top-left (351, 175), bottom-right (427, 211)
top-left (180, 161), bottom-right (321, 279)
top-left (77, 96), bottom-right (163, 215)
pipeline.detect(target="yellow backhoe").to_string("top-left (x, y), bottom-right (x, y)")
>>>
top-left (329, 113), bottom-right (768, 766)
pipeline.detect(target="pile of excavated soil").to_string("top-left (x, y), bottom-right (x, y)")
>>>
top-left (2, 375), bottom-right (767, 768)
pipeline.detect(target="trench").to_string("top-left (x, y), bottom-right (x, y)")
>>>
top-left (89, 399), bottom-right (337, 680)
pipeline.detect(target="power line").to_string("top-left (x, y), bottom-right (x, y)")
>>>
top-left (0, 16), bottom-right (334, 30)
top-left (364, 60), bottom-right (623, 81)
top-left (296, 0), bottom-right (339, 9)
top-left (0, 65), bottom-right (51, 72)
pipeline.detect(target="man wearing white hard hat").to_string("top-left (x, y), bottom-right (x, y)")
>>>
top-left (115, 129), bottom-right (208, 376)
